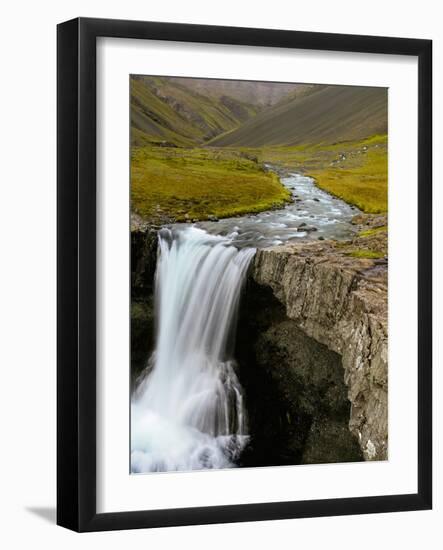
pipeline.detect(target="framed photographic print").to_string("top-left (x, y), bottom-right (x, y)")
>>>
top-left (57, 17), bottom-right (432, 531)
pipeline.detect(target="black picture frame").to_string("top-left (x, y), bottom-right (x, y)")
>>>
top-left (57, 17), bottom-right (432, 532)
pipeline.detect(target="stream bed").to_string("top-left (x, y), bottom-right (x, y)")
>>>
top-left (192, 170), bottom-right (360, 248)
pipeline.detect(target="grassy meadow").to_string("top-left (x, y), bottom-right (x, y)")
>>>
top-left (235, 134), bottom-right (388, 214)
top-left (131, 146), bottom-right (292, 223)
top-left (131, 135), bottom-right (387, 224)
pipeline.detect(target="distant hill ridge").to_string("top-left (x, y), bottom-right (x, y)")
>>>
top-left (131, 76), bottom-right (262, 147)
top-left (131, 77), bottom-right (387, 148)
top-left (209, 85), bottom-right (388, 147)
top-left (167, 77), bottom-right (305, 107)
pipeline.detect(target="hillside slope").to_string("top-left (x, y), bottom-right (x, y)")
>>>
top-left (131, 76), bottom-right (260, 146)
top-left (209, 85), bottom-right (388, 147)
top-left (167, 77), bottom-right (305, 107)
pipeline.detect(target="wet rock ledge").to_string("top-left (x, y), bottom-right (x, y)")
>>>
top-left (251, 239), bottom-right (388, 461)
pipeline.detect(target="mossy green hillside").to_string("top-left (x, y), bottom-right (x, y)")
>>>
top-left (310, 140), bottom-right (387, 214)
top-left (131, 147), bottom-right (292, 223)
top-left (131, 76), bottom-right (259, 147)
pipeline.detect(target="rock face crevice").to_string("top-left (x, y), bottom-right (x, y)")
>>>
top-left (236, 280), bottom-right (363, 466)
top-left (131, 227), bottom-right (158, 299)
top-left (131, 228), bottom-right (158, 379)
top-left (251, 241), bottom-right (388, 461)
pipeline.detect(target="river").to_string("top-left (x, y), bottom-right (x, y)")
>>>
top-left (196, 170), bottom-right (359, 248)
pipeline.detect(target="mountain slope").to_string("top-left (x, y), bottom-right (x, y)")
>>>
top-left (131, 76), bottom-right (260, 146)
top-left (167, 77), bottom-right (304, 107)
top-left (208, 85), bottom-right (388, 147)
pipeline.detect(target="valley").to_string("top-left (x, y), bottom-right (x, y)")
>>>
top-left (130, 75), bottom-right (388, 472)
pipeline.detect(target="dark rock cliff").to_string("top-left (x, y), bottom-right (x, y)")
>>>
top-left (131, 227), bottom-right (158, 379)
top-left (236, 281), bottom-right (363, 466)
top-left (250, 240), bottom-right (388, 461)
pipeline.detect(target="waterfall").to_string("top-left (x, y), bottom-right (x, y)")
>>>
top-left (131, 226), bottom-right (256, 473)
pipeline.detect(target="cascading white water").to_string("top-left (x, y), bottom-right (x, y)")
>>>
top-left (131, 226), bottom-right (256, 473)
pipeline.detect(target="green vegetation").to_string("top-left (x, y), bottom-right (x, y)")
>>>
top-left (227, 134), bottom-right (388, 214)
top-left (359, 225), bottom-right (387, 237)
top-left (131, 146), bottom-right (291, 223)
top-left (131, 134), bottom-right (387, 224)
top-left (310, 140), bottom-right (387, 213)
top-left (131, 78), bottom-right (196, 146)
top-left (346, 249), bottom-right (384, 259)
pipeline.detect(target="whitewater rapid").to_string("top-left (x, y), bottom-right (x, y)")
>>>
top-left (131, 227), bottom-right (255, 473)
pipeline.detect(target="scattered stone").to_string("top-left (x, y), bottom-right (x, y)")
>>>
top-left (298, 222), bottom-right (307, 228)
top-left (158, 140), bottom-right (178, 148)
top-left (351, 214), bottom-right (366, 225)
top-left (313, 198), bottom-right (320, 202)
top-left (370, 217), bottom-right (387, 229)
top-left (207, 215), bottom-right (219, 222)
top-left (318, 236), bottom-right (325, 240)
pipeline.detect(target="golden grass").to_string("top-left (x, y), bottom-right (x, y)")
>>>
top-left (131, 146), bottom-right (291, 223)
top-left (232, 135), bottom-right (388, 214)
top-left (310, 146), bottom-right (387, 213)
top-left (131, 134), bottom-right (387, 224)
